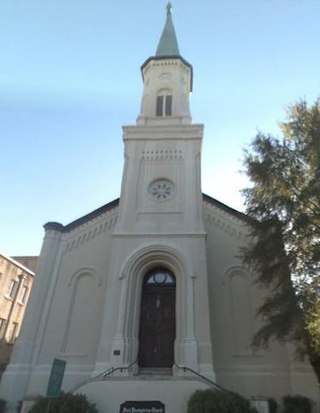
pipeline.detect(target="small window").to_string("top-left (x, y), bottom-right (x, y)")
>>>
top-left (7, 280), bottom-right (18, 299)
top-left (0, 318), bottom-right (6, 339)
top-left (9, 322), bottom-right (19, 342)
top-left (156, 95), bottom-right (164, 116)
top-left (165, 95), bottom-right (172, 116)
top-left (19, 285), bottom-right (29, 304)
top-left (156, 94), bottom-right (172, 117)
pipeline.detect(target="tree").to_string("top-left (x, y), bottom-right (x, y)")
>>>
top-left (242, 99), bottom-right (320, 382)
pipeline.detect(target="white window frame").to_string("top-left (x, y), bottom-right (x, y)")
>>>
top-left (156, 92), bottom-right (172, 117)
top-left (7, 279), bottom-right (18, 299)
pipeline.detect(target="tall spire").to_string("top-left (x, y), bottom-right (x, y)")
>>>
top-left (156, 2), bottom-right (180, 56)
top-left (138, 2), bottom-right (193, 125)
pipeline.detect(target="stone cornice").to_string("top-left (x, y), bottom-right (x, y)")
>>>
top-left (123, 124), bottom-right (204, 141)
top-left (62, 208), bottom-right (119, 255)
top-left (141, 56), bottom-right (193, 91)
top-left (112, 232), bottom-right (206, 239)
top-left (203, 197), bottom-right (249, 240)
top-left (44, 222), bottom-right (64, 232)
top-left (47, 193), bottom-right (250, 254)
top-left (42, 199), bottom-right (120, 257)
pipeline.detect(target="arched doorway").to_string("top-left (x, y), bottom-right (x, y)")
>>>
top-left (138, 267), bottom-right (176, 368)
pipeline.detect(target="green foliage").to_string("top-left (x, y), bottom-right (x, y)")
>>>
top-left (28, 392), bottom-right (98, 413)
top-left (242, 99), bottom-right (320, 381)
top-left (187, 388), bottom-right (258, 413)
top-left (282, 395), bottom-right (312, 413)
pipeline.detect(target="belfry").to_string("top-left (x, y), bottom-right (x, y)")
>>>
top-left (0, 4), bottom-right (318, 413)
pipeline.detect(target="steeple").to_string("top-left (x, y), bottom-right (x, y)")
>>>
top-left (156, 2), bottom-right (180, 57)
top-left (137, 3), bottom-right (193, 126)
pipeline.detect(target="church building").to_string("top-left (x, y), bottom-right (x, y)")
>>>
top-left (1, 4), bottom-right (318, 413)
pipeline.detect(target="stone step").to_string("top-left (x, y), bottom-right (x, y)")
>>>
top-left (139, 367), bottom-right (172, 376)
top-left (77, 377), bottom-right (211, 413)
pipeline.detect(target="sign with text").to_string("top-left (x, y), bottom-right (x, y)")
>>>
top-left (251, 399), bottom-right (269, 413)
top-left (120, 401), bottom-right (165, 413)
top-left (46, 358), bottom-right (66, 398)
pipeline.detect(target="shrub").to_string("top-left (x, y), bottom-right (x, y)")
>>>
top-left (0, 399), bottom-right (6, 413)
top-left (268, 398), bottom-right (278, 413)
top-left (187, 388), bottom-right (258, 413)
top-left (282, 395), bottom-right (312, 413)
top-left (28, 392), bottom-right (98, 413)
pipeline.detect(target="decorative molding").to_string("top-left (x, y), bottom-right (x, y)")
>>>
top-left (119, 243), bottom-right (193, 281)
top-left (141, 149), bottom-right (183, 161)
top-left (224, 265), bottom-right (247, 281)
top-left (111, 242), bottom-right (200, 369)
top-left (112, 232), bottom-right (206, 239)
top-left (62, 210), bottom-right (118, 255)
top-left (224, 265), bottom-right (257, 357)
top-left (123, 124), bottom-right (204, 141)
top-left (203, 202), bottom-right (247, 240)
top-left (67, 267), bottom-right (102, 287)
top-left (61, 268), bottom-right (101, 354)
top-left (143, 58), bottom-right (191, 75)
top-left (44, 222), bottom-right (64, 232)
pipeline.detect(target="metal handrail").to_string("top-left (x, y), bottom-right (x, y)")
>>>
top-left (101, 359), bottom-right (138, 378)
top-left (70, 361), bottom-right (224, 393)
top-left (69, 359), bottom-right (138, 393)
top-left (173, 363), bottom-right (225, 391)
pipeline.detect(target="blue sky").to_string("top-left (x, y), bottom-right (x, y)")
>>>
top-left (1, 0), bottom-right (320, 256)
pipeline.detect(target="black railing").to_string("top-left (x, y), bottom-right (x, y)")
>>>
top-left (70, 361), bottom-right (225, 393)
top-left (69, 359), bottom-right (138, 393)
top-left (173, 364), bottom-right (225, 391)
top-left (100, 359), bottom-right (138, 378)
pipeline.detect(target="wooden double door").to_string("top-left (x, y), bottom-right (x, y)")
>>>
top-left (138, 269), bottom-right (176, 368)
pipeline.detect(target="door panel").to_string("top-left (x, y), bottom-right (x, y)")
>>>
top-left (139, 284), bottom-right (175, 368)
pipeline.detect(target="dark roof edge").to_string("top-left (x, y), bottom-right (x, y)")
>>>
top-left (44, 198), bottom-right (120, 233)
top-left (43, 194), bottom-right (249, 234)
top-left (202, 193), bottom-right (250, 223)
top-left (141, 55), bottom-right (193, 92)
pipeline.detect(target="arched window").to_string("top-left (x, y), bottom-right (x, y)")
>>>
top-left (144, 268), bottom-right (176, 285)
top-left (156, 91), bottom-right (172, 117)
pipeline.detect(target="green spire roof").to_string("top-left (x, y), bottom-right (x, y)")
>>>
top-left (156, 2), bottom-right (180, 56)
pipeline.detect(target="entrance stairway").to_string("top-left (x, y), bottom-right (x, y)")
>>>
top-left (75, 365), bottom-right (219, 413)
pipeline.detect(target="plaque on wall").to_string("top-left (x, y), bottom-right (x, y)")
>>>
top-left (119, 400), bottom-right (165, 413)
top-left (251, 399), bottom-right (269, 413)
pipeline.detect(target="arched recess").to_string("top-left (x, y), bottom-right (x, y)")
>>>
top-left (61, 268), bottom-right (102, 359)
top-left (112, 244), bottom-right (197, 370)
top-left (225, 266), bottom-right (255, 356)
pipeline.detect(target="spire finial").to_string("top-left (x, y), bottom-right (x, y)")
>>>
top-left (155, 2), bottom-right (179, 56)
top-left (166, 2), bottom-right (172, 16)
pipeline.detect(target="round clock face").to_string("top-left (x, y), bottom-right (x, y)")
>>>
top-left (148, 179), bottom-right (174, 201)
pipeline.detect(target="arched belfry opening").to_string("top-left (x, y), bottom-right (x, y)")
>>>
top-left (138, 267), bottom-right (176, 369)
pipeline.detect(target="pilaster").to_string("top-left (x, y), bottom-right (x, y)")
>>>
top-left (0, 223), bottom-right (63, 405)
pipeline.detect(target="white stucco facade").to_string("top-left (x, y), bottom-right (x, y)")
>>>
top-left (1, 5), bottom-right (318, 413)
